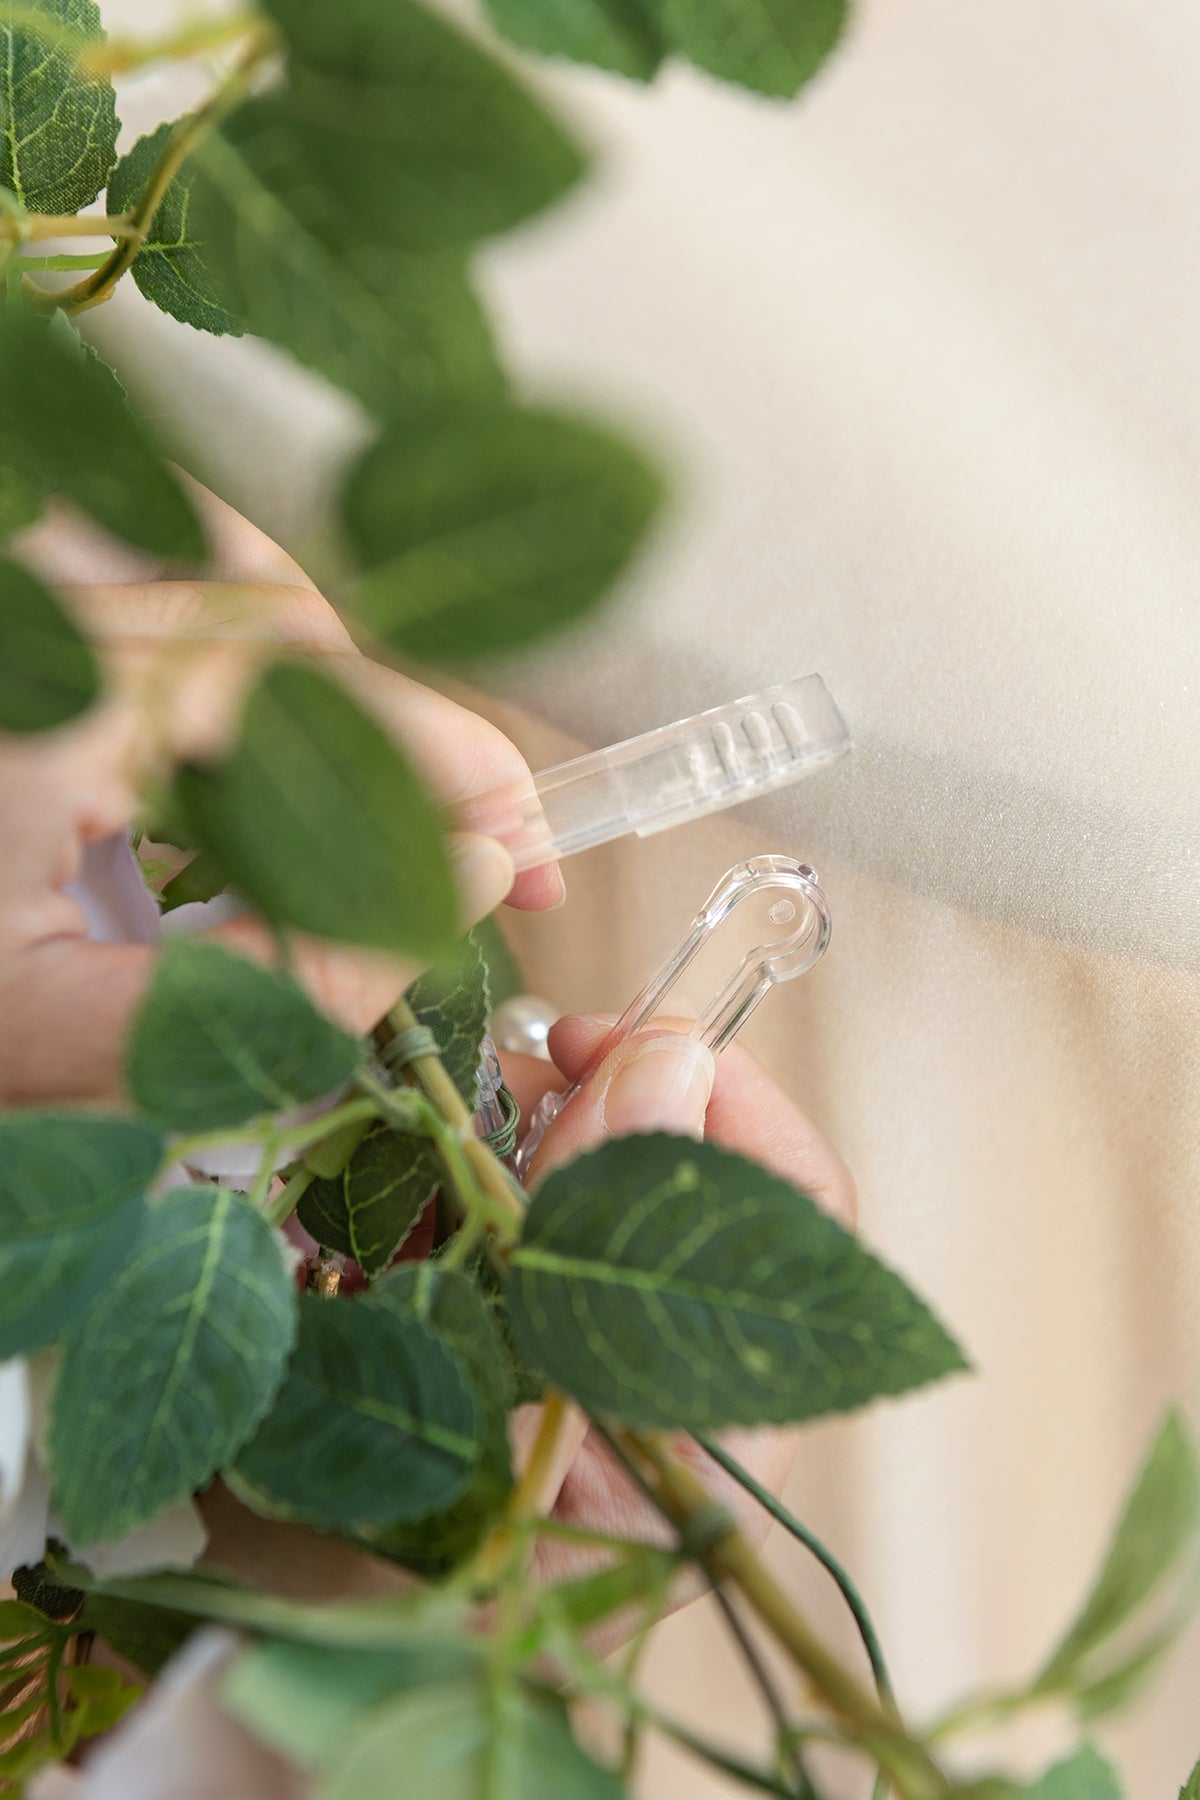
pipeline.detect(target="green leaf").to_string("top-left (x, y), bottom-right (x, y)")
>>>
top-left (81, 1593), bottom-right (195, 1677)
top-left (0, 307), bottom-right (204, 561)
top-left (0, 557), bottom-right (99, 732)
top-left (0, 1599), bottom-right (54, 1643)
top-left (483, 0), bottom-right (663, 80)
top-left (0, 1112), bottom-right (159, 1359)
top-left (297, 1122), bottom-right (437, 1275)
top-left (48, 1186), bottom-right (298, 1546)
top-left (223, 1638), bottom-right (479, 1769)
top-left (656, 0), bottom-right (848, 98)
top-left (366, 1265), bottom-right (514, 1572)
top-left (230, 1292), bottom-right (480, 1532)
top-left (1022, 1745), bottom-right (1122, 1800)
top-left (1039, 1411), bottom-right (1200, 1686)
top-left (260, 0), bottom-right (586, 251)
top-left (318, 1675), bottom-right (625, 1800)
top-left (107, 121), bottom-right (244, 338)
top-left (0, 0), bottom-right (116, 212)
top-left (194, 106), bottom-right (501, 415)
top-left (1180, 1759), bottom-right (1200, 1800)
top-left (169, 660), bottom-right (458, 960)
top-left (471, 914), bottom-right (524, 1008)
top-left (11, 1561), bottom-right (85, 1624)
top-left (126, 937), bottom-right (362, 1132)
top-left (406, 932), bottom-right (491, 1106)
top-left (508, 1133), bottom-right (968, 1431)
top-left (343, 405), bottom-right (663, 664)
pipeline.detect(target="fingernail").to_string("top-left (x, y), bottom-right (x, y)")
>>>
top-left (450, 832), bottom-right (516, 926)
top-left (600, 1035), bottom-right (715, 1138)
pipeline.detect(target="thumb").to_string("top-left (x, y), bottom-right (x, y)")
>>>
top-left (527, 1029), bottom-right (715, 1183)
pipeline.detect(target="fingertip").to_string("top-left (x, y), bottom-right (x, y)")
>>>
top-left (546, 1012), bottom-right (618, 1078)
top-left (505, 862), bottom-right (566, 912)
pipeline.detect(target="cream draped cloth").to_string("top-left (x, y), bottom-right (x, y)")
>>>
top-left (93, 0), bottom-right (1200, 1790)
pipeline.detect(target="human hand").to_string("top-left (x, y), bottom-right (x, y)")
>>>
top-left (0, 480), bottom-right (562, 1106)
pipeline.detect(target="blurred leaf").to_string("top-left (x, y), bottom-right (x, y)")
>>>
top-left (230, 1292), bottom-right (480, 1532)
top-left (509, 1133), bottom-right (968, 1430)
top-left (1022, 1745), bottom-right (1122, 1800)
top-left (107, 120), bottom-right (244, 337)
top-left (0, 1599), bottom-right (54, 1643)
top-left (0, 558), bottom-right (100, 732)
top-left (0, 461), bottom-right (52, 543)
top-left (1039, 1411), bottom-right (1200, 1687)
top-left (126, 937), bottom-right (362, 1131)
top-left (298, 1121), bottom-right (437, 1275)
top-left (170, 660), bottom-right (457, 960)
top-left (1181, 1760), bottom-right (1200, 1800)
top-left (49, 1186), bottom-right (297, 1545)
top-left (483, 0), bottom-right (663, 79)
top-left (0, 308), bottom-right (204, 561)
top-left (656, 0), bottom-right (848, 98)
top-left (318, 1675), bottom-right (624, 1800)
top-left (81, 1592), bottom-right (195, 1677)
top-left (406, 932), bottom-right (491, 1106)
top-left (0, 1112), bottom-right (158, 1358)
top-left (366, 1264), bottom-right (514, 1572)
top-left (0, 0), bottom-right (116, 212)
top-left (80, 1566), bottom-right (465, 1652)
top-left (223, 1637), bottom-right (479, 1768)
top-left (260, 0), bottom-right (586, 251)
top-left (1075, 1627), bottom-right (1177, 1720)
top-left (195, 105), bottom-right (501, 414)
top-left (343, 405), bottom-right (663, 664)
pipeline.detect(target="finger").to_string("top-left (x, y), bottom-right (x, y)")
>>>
top-left (545, 1013), bottom-right (856, 1227)
top-left (524, 1027), bottom-right (715, 1184)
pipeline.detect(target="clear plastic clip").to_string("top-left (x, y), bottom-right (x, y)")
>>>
top-left (516, 855), bottom-right (831, 1176)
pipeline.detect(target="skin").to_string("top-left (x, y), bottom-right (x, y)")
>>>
top-left (9, 487), bottom-right (857, 1611)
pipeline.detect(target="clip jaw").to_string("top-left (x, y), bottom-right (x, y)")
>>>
top-left (515, 856), bottom-right (831, 1176)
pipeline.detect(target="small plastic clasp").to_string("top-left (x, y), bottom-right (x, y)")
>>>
top-left (515, 855), bottom-right (831, 1175)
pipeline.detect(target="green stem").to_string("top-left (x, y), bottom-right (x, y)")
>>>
top-left (247, 1138), bottom-right (279, 1210)
top-left (382, 997), bottom-right (526, 1234)
top-left (265, 1165), bottom-right (314, 1230)
top-left (84, 10), bottom-right (261, 75)
top-left (924, 1685), bottom-right (1043, 1746)
top-left (693, 1431), bottom-right (894, 1706)
top-left (616, 1431), bottom-right (949, 1800)
top-left (15, 250), bottom-right (108, 272)
top-left (164, 1095), bottom-right (379, 1177)
top-left (46, 30), bottom-right (273, 316)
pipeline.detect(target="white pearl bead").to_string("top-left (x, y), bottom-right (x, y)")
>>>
top-left (490, 994), bottom-right (558, 1060)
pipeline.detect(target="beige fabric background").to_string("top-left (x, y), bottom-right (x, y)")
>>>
top-left (91, 0), bottom-right (1200, 1790)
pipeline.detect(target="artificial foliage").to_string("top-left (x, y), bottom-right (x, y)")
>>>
top-left (0, 0), bottom-right (1196, 1794)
